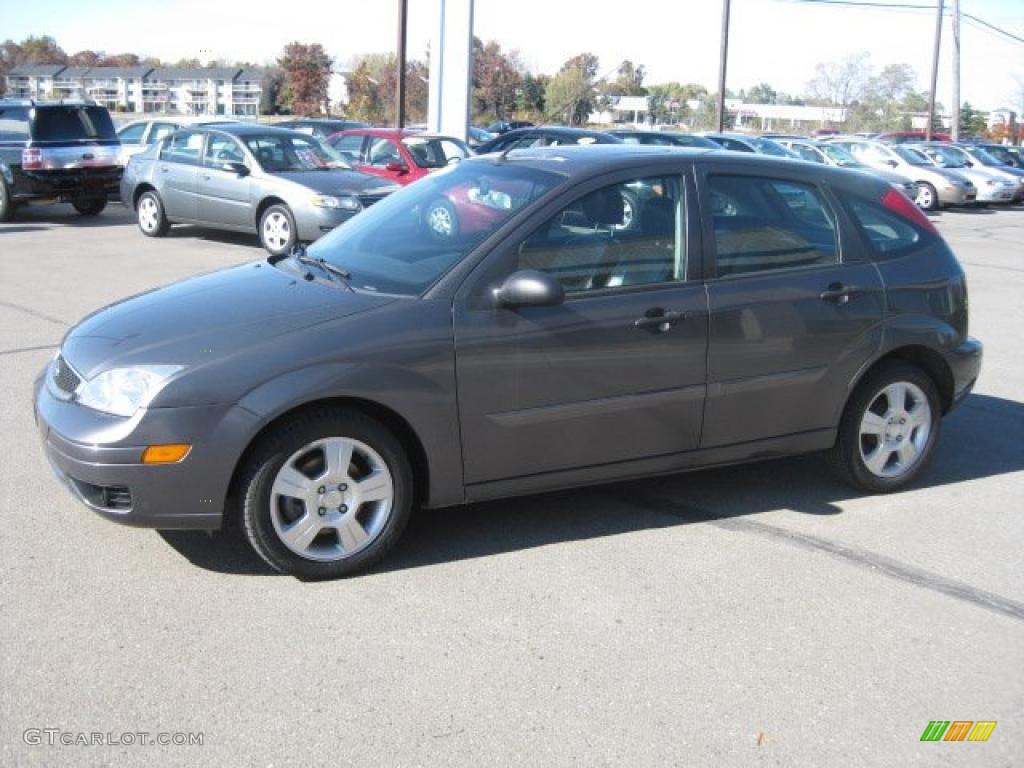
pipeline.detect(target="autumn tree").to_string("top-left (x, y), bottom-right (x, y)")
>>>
top-left (472, 38), bottom-right (523, 123)
top-left (68, 50), bottom-right (102, 67)
top-left (279, 42), bottom-right (333, 116)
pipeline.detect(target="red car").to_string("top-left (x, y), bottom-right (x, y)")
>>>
top-left (327, 128), bottom-right (472, 185)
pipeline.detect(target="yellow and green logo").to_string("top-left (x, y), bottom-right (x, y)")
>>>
top-left (921, 721), bottom-right (997, 742)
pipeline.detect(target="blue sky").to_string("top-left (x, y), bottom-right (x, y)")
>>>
top-left (5, 0), bottom-right (1023, 111)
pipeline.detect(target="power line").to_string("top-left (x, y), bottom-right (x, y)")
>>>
top-left (774, 0), bottom-right (1024, 44)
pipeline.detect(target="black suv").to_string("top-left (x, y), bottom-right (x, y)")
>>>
top-left (0, 99), bottom-right (122, 221)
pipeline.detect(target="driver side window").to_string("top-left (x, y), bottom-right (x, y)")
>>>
top-left (515, 177), bottom-right (685, 294)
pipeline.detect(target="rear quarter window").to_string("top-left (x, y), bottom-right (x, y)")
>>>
top-left (846, 197), bottom-right (922, 257)
top-left (0, 107), bottom-right (31, 142)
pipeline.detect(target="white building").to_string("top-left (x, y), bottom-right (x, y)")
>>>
top-left (3, 66), bottom-right (262, 116)
top-left (590, 95), bottom-right (650, 126)
top-left (731, 103), bottom-right (847, 131)
top-left (4, 65), bottom-right (67, 99)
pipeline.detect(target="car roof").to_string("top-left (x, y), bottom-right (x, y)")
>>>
top-left (502, 126), bottom-right (621, 139)
top-left (198, 123), bottom-right (305, 137)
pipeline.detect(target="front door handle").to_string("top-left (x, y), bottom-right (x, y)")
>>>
top-left (201, 174), bottom-right (211, 180)
top-left (159, 166), bottom-right (169, 173)
top-left (635, 308), bottom-right (686, 332)
top-left (819, 283), bottom-right (860, 304)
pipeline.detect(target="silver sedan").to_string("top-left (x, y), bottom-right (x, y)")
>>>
top-left (120, 124), bottom-right (399, 255)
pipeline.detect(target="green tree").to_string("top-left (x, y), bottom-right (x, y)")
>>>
top-left (545, 52), bottom-right (599, 125)
top-left (472, 38), bottom-right (523, 123)
top-left (260, 67), bottom-right (285, 115)
top-left (958, 102), bottom-right (987, 137)
top-left (516, 73), bottom-right (548, 120)
top-left (745, 82), bottom-right (777, 104)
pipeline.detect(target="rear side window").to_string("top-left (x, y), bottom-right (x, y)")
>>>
top-left (31, 107), bottom-right (117, 141)
top-left (118, 123), bottom-right (147, 143)
top-left (846, 198), bottom-right (921, 256)
top-left (708, 174), bottom-right (839, 278)
top-left (332, 133), bottom-right (365, 162)
top-left (0, 107), bottom-right (31, 141)
top-left (160, 131), bottom-right (204, 165)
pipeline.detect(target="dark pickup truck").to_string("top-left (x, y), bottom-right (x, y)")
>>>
top-left (0, 99), bottom-right (122, 221)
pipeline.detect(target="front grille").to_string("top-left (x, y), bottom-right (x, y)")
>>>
top-left (53, 354), bottom-right (81, 394)
top-left (358, 194), bottom-right (387, 208)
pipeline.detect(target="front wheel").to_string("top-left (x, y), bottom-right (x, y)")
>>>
top-left (72, 196), bottom-right (107, 216)
top-left (424, 198), bottom-right (459, 240)
top-left (239, 408), bottom-right (414, 579)
top-left (915, 182), bottom-right (939, 211)
top-left (829, 361), bottom-right (941, 493)
top-left (259, 204), bottom-right (297, 256)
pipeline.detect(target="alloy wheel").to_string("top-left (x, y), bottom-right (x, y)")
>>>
top-left (269, 437), bottom-right (394, 562)
top-left (263, 212), bottom-right (291, 251)
top-left (858, 381), bottom-right (932, 478)
top-left (139, 197), bottom-right (159, 233)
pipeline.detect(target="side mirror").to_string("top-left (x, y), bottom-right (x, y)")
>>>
top-left (495, 270), bottom-right (565, 309)
top-left (385, 161), bottom-right (408, 174)
top-left (223, 162), bottom-right (250, 176)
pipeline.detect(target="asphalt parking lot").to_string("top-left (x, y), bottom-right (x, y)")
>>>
top-left (1, 202), bottom-right (1022, 767)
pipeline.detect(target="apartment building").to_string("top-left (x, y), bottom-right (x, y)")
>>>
top-left (4, 65), bottom-right (67, 98)
top-left (4, 66), bottom-right (262, 116)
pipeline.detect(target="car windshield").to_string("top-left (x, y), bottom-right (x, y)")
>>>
top-left (968, 146), bottom-right (1005, 165)
top-left (304, 161), bottom-right (564, 296)
top-left (743, 137), bottom-right (793, 157)
top-left (920, 146), bottom-right (968, 168)
top-left (401, 136), bottom-right (471, 169)
top-left (244, 133), bottom-right (350, 172)
top-left (893, 147), bottom-right (931, 166)
top-left (819, 144), bottom-right (864, 167)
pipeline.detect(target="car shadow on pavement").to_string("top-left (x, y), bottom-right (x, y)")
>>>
top-left (5, 207), bottom-right (134, 227)
top-left (0, 225), bottom-right (49, 234)
top-left (168, 226), bottom-right (263, 250)
top-left (157, 393), bottom-right (1024, 578)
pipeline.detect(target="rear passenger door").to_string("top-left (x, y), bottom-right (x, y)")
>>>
top-left (696, 166), bottom-right (885, 448)
top-left (157, 131), bottom-right (203, 220)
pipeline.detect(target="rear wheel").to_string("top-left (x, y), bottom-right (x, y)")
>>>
top-left (424, 198), bottom-right (458, 240)
top-left (0, 178), bottom-right (13, 222)
top-left (72, 196), bottom-right (107, 216)
top-left (238, 408), bottom-right (414, 579)
top-left (830, 361), bottom-right (941, 493)
top-left (915, 182), bottom-right (939, 211)
top-left (259, 204), bottom-right (297, 256)
top-left (137, 190), bottom-right (169, 237)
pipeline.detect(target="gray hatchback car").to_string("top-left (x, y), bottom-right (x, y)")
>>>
top-left (38, 145), bottom-right (982, 579)
top-left (120, 123), bottom-right (398, 255)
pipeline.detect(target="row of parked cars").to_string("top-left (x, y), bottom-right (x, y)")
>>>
top-left (2, 98), bottom-right (1021, 258)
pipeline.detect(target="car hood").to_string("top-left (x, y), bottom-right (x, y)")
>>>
top-left (270, 169), bottom-right (398, 197)
top-left (62, 261), bottom-right (395, 379)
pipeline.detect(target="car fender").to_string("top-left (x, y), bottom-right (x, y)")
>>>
top-left (232, 360), bottom-right (464, 509)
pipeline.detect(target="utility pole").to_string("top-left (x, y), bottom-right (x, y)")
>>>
top-left (716, 0), bottom-right (731, 132)
top-left (926, 0), bottom-right (944, 141)
top-left (395, 0), bottom-right (408, 129)
top-left (951, 0), bottom-right (961, 141)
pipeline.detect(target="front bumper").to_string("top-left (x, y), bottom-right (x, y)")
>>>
top-left (946, 336), bottom-right (983, 411)
top-left (937, 185), bottom-right (976, 206)
top-left (974, 184), bottom-right (1017, 203)
top-left (294, 204), bottom-right (359, 242)
top-left (34, 368), bottom-right (257, 530)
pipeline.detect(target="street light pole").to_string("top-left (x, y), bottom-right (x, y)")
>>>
top-left (716, 0), bottom-right (731, 132)
top-left (926, 0), bottom-right (944, 141)
top-left (951, 0), bottom-right (960, 141)
top-left (396, 0), bottom-right (408, 129)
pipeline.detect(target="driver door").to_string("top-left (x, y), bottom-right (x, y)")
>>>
top-left (453, 172), bottom-right (709, 488)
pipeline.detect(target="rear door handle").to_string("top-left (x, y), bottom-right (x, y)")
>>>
top-left (819, 283), bottom-right (860, 304)
top-left (635, 309), bottom-right (686, 332)
top-left (159, 166), bottom-right (169, 173)
top-left (201, 174), bottom-right (211, 180)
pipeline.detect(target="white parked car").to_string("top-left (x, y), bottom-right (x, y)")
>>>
top-left (116, 118), bottom-right (239, 164)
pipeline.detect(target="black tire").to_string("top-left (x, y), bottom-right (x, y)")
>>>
top-left (72, 196), bottom-right (107, 216)
top-left (259, 203), bottom-right (298, 256)
top-left (829, 361), bottom-right (942, 493)
top-left (238, 407), bottom-right (414, 579)
top-left (915, 181), bottom-right (939, 211)
top-left (136, 190), bottom-right (169, 237)
top-left (0, 177), bottom-right (13, 223)
top-left (424, 197), bottom-right (459, 240)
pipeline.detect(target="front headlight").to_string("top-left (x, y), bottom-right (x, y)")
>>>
top-left (311, 195), bottom-right (361, 211)
top-left (76, 365), bottom-right (183, 418)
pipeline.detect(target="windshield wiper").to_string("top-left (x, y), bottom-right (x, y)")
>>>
top-left (275, 244), bottom-right (354, 291)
